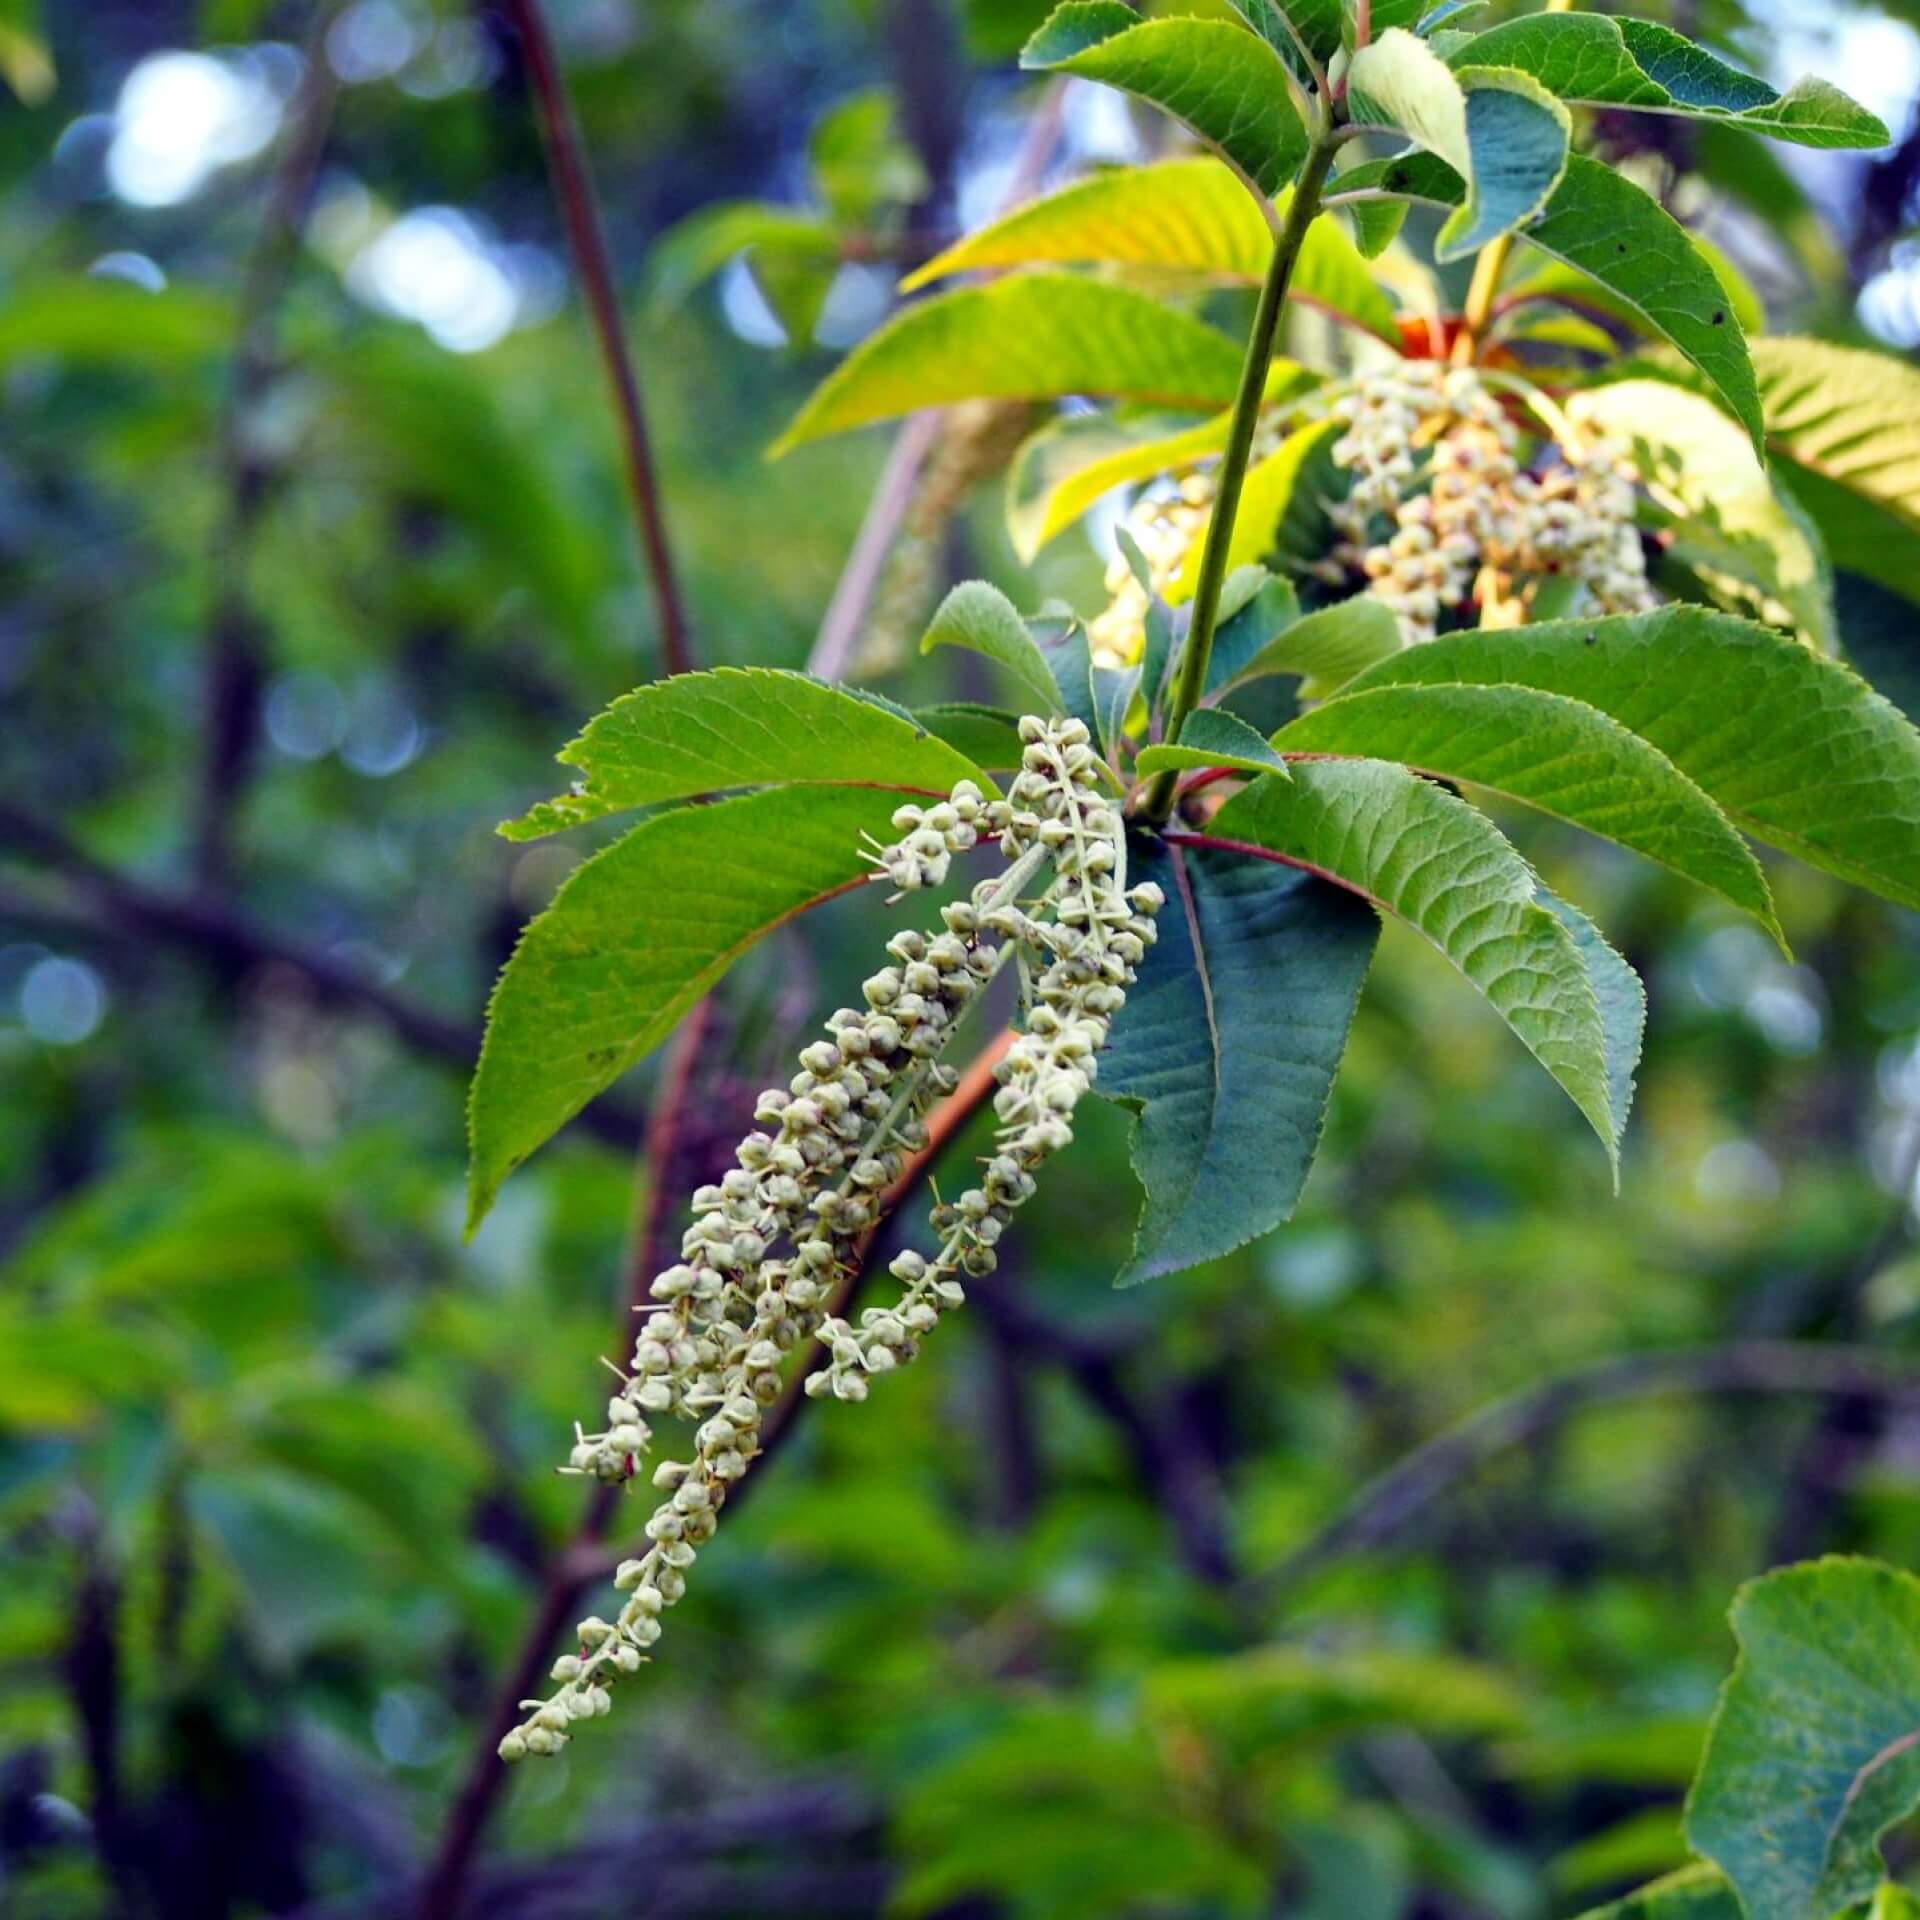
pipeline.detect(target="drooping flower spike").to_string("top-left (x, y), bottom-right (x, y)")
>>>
top-left (500, 717), bottom-right (1162, 1762)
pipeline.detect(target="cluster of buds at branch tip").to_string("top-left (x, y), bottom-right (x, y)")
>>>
top-left (498, 716), bottom-right (1162, 1763)
top-left (1082, 362), bottom-right (1656, 666)
top-left (1326, 362), bottom-right (1653, 641)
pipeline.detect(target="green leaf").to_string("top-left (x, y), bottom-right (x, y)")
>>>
top-left (1135, 708), bottom-right (1294, 782)
top-left (809, 88), bottom-right (927, 223)
top-left (1098, 836), bottom-right (1377, 1283)
top-left (1175, 417), bottom-right (1349, 594)
top-left (1020, 2), bottom-right (1307, 195)
top-left (904, 157), bottom-right (1400, 345)
top-left (1451, 13), bottom-right (1887, 148)
top-left (1034, 616), bottom-right (1105, 748)
top-left (1213, 594), bottom-right (1404, 700)
top-left (919, 580), bottom-right (1066, 717)
top-left (1007, 409), bottom-right (1229, 564)
top-left (1226, 0), bottom-right (1424, 66)
top-left (912, 702), bottom-right (1030, 769)
top-left (771, 275), bottom-right (1245, 454)
top-left (1572, 380), bottom-right (1834, 652)
top-left (0, 0), bottom-right (51, 104)
top-left (503, 668), bottom-right (991, 841)
top-left (1206, 761), bottom-right (1624, 1170)
top-left (1573, 1865), bottom-right (1742, 1920)
top-left (1747, 337), bottom-right (1920, 607)
top-left (1505, 235), bottom-right (1765, 352)
top-left (322, 335), bottom-right (610, 658)
top-left (645, 201), bottom-right (839, 315)
top-left (1147, 1643), bottom-right (1526, 1746)
top-left (1686, 1558), bottom-right (1920, 1920)
top-left (1274, 680), bottom-right (1781, 944)
top-left (1332, 151), bottom-right (1763, 455)
top-left (1346, 31), bottom-right (1571, 260)
top-left (1337, 607), bottom-right (1920, 913)
top-left (467, 786), bottom-right (898, 1228)
top-left (1092, 658), bottom-right (1142, 759)
top-left (0, 276), bottom-right (229, 373)
top-left (1205, 573), bottom-right (1302, 694)
top-left (1539, 890), bottom-right (1644, 1150)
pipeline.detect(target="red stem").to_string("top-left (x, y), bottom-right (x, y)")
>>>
top-left (503, 0), bottom-right (695, 678)
top-left (1160, 826), bottom-right (1384, 913)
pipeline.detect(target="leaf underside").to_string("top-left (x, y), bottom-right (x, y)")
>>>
top-left (1021, 3), bottom-right (1308, 195)
top-left (1452, 11), bottom-right (1887, 149)
top-left (905, 157), bottom-right (1400, 345)
top-left (1098, 836), bottom-right (1378, 1284)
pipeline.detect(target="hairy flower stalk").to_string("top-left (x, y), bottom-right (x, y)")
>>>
top-left (499, 717), bottom-right (1163, 1761)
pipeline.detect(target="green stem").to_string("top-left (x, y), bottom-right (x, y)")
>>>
top-left (1452, 0), bottom-right (1571, 365)
top-left (1452, 231), bottom-right (1513, 363)
top-left (1141, 127), bottom-right (1343, 825)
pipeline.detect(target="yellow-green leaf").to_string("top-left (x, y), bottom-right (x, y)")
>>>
top-left (772, 275), bottom-right (1244, 455)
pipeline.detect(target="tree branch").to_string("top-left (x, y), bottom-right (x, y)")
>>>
top-left (0, 802), bottom-right (645, 1150)
top-left (1256, 1341), bottom-right (1920, 1605)
top-left (971, 1276), bottom-right (1240, 1587)
top-left (500, 0), bottom-right (694, 677)
top-left (195, 3), bottom-right (344, 892)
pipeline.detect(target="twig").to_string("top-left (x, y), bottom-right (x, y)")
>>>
top-left (972, 1276), bottom-right (1239, 1586)
top-left (0, 806), bottom-right (646, 1150)
top-left (1256, 1341), bottom-right (1920, 1605)
top-left (195, 3), bottom-right (343, 892)
top-left (417, 1027), bottom-right (1010, 1920)
top-left (806, 411), bottom-right (946, 683)
top-left (1142, 121), bottom-right (1344, 822)
top-left (500, 0), bottom-right (694, 678)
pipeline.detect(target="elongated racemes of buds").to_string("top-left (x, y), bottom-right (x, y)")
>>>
top-left (499, 719), bottom-right (1164, 1763)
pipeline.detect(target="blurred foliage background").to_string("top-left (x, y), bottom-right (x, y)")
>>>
top-left (4, 1), bottom-right (1920, 1915)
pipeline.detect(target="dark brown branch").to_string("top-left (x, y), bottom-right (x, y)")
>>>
top-left (62, 1516), bottom-right (133, 1905)
top-left (0, 803), bottom-right (644, 1150)
top-left (297, 1780), bottom-right (880, 1919)
top-left (1257, 1341), bottom-right (1920, 1605)
top-left (499, 0), bottom-right (694, 678)
top-left (195, 5), bottom-right (343, 892)
top-left (971, 1276), bottom-right (1240, 1587)
top-left (1764, 1123), bottom-right (1920, 1565)
top-left (618, 1000), bottom-right (714, 1333)
top-left (417, 1026), bottom-right (1011, 1920)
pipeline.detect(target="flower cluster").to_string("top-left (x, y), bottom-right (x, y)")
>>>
top-left (499, 718), bottom-right (1161, 1762)
top-left (1326, 362), bottom-right (1655, 642)
top-left (811, 718), bottom-right (1163, 1396)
